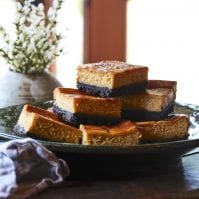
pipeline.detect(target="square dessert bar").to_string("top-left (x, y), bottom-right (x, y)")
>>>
top-left (53, 87), bottom-right (121, 126)
top-left (80, 121), bottom-right (141, 146)
top-left (119, 80), bottom-right (177, 121)
top-left (137, 115), bottom-right (189, 143)
top-left (77, 60), bottom-right (148, 97)
top-left (14, 104), bottom-right (82, 143)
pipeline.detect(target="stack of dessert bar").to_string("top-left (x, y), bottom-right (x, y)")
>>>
top-left (14, 61), bottom-right (190, 146)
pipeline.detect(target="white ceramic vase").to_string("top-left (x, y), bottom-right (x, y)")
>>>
top-left (0, 70), bottom-right (62, 108)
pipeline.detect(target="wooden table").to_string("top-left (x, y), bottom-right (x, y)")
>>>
top-left (31, 150), bottom-right (199, 199)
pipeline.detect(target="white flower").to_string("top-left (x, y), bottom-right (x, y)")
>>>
top-left (38, 3), bottom-right (44, 12)
top-left (24, 6), bottom-right (31, 16)
top-left (19, 16), bottom-right (26, 25)
top-left (0, 0), bottom-right (64, 74)
top-left (47, 7), bottom-right (55, 18)
top-left (16, 2), bottom-right (22, 10)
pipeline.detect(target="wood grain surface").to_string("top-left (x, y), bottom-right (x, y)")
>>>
top-left (31, 153), bottom-right (199, 199)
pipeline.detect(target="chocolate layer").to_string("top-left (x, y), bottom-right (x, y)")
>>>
top-left (53, 105), bottom-right (121, 127)
top-left (77, 81), bottom-right (148, 97)
top-left (122, 105), bottom-right (174, 122)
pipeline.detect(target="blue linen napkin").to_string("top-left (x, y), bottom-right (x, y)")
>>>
top-left (0, 138), bottom-right (70, 199)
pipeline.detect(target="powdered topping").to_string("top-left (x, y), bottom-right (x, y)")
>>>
top-left (78, 61), bottom-right (148, 73)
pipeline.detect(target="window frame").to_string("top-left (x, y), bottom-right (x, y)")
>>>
top-left (83, 0), bottom-right (127, 63)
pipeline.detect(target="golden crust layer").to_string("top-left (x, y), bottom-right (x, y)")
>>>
top-left (136, 115), bottom-right (189, 142)
top-left (16, 104), bottom-right (82, 143)
top-left (80, 120), bottom-right (141, 146)
top-left (77, 61), bottom-right (148, 89)
top-left (54, 87), bottom-right (121, 118)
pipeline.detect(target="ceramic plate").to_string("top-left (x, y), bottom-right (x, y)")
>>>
top-left (0, 101), bottom-right (199, 178)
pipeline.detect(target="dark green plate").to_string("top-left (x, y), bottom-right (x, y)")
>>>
top-left (0, 101), bottom-right (199, 178)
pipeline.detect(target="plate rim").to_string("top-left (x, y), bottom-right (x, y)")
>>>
top-left (0, 130), bottom-right (199, 155)
top-left (0, 101), bottom-right (199, 155)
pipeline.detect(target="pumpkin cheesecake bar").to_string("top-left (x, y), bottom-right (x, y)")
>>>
top-left (77, 60), bottom-right (148, 97)
top-left (119, 80), bottom-right (177, 121)
top-left (53, 87), bottom-right (121, 126)
top-left (14, 104), bottom-right (82, 143)
top-left (80, 121), bottom-right (141, 146)
top-left (137, 115), bottom-right (189, 143)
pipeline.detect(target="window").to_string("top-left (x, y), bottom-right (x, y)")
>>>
top-left (56, 0), bottom-right (83, 87)
top-left (127, 0), bottom-right (199, 104)
top-left (0, 0), bottom-right (16, 78)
